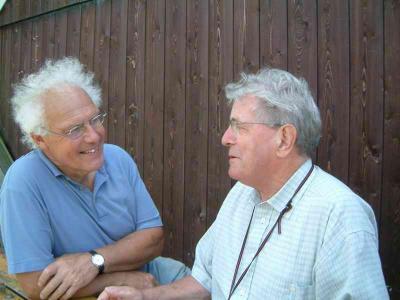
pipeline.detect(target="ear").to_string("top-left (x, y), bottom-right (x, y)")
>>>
top-left (30, 133), bottom-right (47, 150)
top-left (275, 124), bottom-right (297, 158)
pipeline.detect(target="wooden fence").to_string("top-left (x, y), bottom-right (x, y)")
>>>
top-left (0, 0), bottom-right (399, 296)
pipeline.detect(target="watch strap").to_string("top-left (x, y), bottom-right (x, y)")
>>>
top-left (89, 250), bottom-right (104, 274)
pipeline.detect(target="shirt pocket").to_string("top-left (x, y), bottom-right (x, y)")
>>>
top-left (290, 282), bottom-right (315, 300)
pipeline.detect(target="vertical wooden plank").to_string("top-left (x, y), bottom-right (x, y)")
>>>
top-left (9, 24), bottom-right (22, 155)
top-left (207, 0), bottom-right (233, 227)
top-left (108, 0), bottom-right (128, 147)
top-left (381, 0), bottom-right (400, 297)
top-left (1, 28), bottom-right (12, 154)
top-left (93, 0), bottom-right (111, 134)
top-left (162, 0), bottom-right (186, 261)
top-left (184, 0), bottom-right (209, 267)
top-left (80, 1), bottom-right (96, 69)
top-left (317, 0), bottom-right (350, 182)
top-left (260, 0), bottom-right (288, 69)
top-left (30, 0), bottom-right (42, 19)
top-left (288, 0), bottom-right (317, 98)
top-left (42, 13), bottom-right (56, 60)
top-left (66, 5), bottom-right (81, 57)
top-left (19, 0), bottom-right (32, 22)
top-left (0, 30), bottom-right (7, 141)
top-left (288, 0), bottom-right (318, 161)
top-left (54, 9), bottom-right (68, 59)
top-left (349, 0), bottom-right (383, 215)
top-left (144, 0), bottom-right (165, 211)
top-left (18, 20), bottom-right (33, 155)
top-left (11, 0), bottom-right (21, 23)
top-left (233, 0), bottom-right (259, 76)
top-left (126, 0), bottom-right (146, 172)
top-left (31, 17), bottom-right (44, 72)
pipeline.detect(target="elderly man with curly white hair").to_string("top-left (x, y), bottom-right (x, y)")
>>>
top-left (0, 57), bottom-right (190, 300)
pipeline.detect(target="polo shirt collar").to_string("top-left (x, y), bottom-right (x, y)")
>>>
top-left (37, 149), bottom-right (63, 177)
top-left (250, 159), bottom-right (313, 213)
top-left (37, 149), bottom-right (108, 185)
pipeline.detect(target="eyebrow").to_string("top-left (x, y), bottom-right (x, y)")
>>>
top-left (64, 111), bottom-right (101, 129)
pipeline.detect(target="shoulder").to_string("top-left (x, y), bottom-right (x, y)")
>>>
top-left (305, 166), bottom-right (377, 237)
top-left (102, 144), bottom-right (139, 177)
top-left (103, 144), bottom-right (136, 165)
top-left (2, 150), bottom-right (45, 188)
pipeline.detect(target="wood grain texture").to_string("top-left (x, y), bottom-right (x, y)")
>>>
top-left (144, 0), bottom-right (165, 211)
top-left (288, 0), bottom-right (317, 99)
top-left (66, 4), bottom-right (81, 57)
top-left (233, 0), bottom-right (259, 77)
top-left (162, 0), bottom-right (187, 261)
top-left (54, 9), bottom-right (67, 59)
top-left (207, 0), bottom-right (233, 227)
top-left (184, 0), bottom-right (209, 266)
top-left (260, 0), bottom-right (288, 69)
top-left (93, 0), bottom-right (111, 134)
top-left (381, 0), bottom-right (400, 296)
top-left (126, 0), bottom-right (146, 173)
top-left (349, 0), bottom-right (384, 215)
top-left (79, 1), bottom-right (95, 69)
top-left (317, 0), bottom-right (350, 182)
top-left (108, 0), bottom-right (128, 147)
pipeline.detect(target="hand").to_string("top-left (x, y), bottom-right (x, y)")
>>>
top-left (38, 252), bottom-right (99, 300)
top-left (98, 286), bottom-right (144, 300)
top-left (123, 271), bottom-right (158, 289)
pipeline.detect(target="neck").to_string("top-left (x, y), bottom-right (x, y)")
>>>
top-left (77, 171), bottom-right (96, 191)
top-left (257, 155), bottom-right (308, 201)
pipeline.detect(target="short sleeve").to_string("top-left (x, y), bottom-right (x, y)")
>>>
top-left (315, 228), bottom-right (389, 299)
top-left (125, 154), bottom-right (162, 230)
top-left (191, 221), bottom-right (216, 292)
top-left (0, 173), bottom-right (54, 274)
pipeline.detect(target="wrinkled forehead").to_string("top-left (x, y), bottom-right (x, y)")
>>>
top-left (230, 94), bottom-right (262, 119)
top-left (41, 85), bottom-right (97, 126)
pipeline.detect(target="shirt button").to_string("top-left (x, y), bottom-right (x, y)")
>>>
top-left (289, 284), bottom-right (296, 293)
top-left (261, 217), bottom-right (267, 224)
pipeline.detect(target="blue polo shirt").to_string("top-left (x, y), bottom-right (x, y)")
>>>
top-left (0, 144), bottom-right (162, 274)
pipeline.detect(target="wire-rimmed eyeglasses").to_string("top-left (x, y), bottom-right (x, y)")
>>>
top-left (43, 112), bottom-right (107, 140)
top-left (229, 119), bottom-right (281, 134)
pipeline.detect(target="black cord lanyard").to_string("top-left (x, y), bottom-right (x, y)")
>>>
top-left (228, 164), bottom-right (314, 299)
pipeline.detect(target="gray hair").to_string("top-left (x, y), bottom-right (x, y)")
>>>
top-left (225, 67), bottom-right (321, 156)
top-left (11, 57), bottom-right (102, 149)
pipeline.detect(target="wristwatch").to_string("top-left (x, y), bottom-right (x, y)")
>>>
top-left (89, 250), bottom-right (105, 274)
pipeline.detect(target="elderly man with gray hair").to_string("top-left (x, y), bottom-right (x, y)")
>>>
top-left (0, 57), bottom-right (190, 300)
top-left (98, 68), bottom-right (388, 299)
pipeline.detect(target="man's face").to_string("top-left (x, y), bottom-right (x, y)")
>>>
top-left (36, 86), bottom-right (105, 182)
top-left (221, 95), bottom-right (279, 187)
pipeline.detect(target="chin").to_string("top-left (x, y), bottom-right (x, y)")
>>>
top-left (228, 169), bottom-right (241, 181)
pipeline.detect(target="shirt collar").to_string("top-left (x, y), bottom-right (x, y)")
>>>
top-left (37, 149), bottom-right (63, 177)
top-left (37, 149), bottom-right (108, 184)
top-left (249, 159), bottom-right (313, 212)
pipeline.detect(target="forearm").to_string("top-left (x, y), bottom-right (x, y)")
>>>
top-left (141, 276), bottom-right (210, 300)
top-left (98, 227), bottom-right (164, 272)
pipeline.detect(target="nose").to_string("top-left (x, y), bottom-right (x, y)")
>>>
top-left (221, 125), bottom-right (236, 147)
top-left (83, 123), bottom-right (102, 143)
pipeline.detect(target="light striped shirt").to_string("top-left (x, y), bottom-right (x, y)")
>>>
top-left (192, 160), bottom-right (388, 299)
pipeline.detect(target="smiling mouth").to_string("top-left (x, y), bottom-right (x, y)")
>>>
top-left (81, 148), bottom-right (97, 154)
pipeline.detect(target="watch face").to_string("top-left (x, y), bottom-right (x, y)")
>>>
top-left (92, 254), bottom-right (104, 266)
